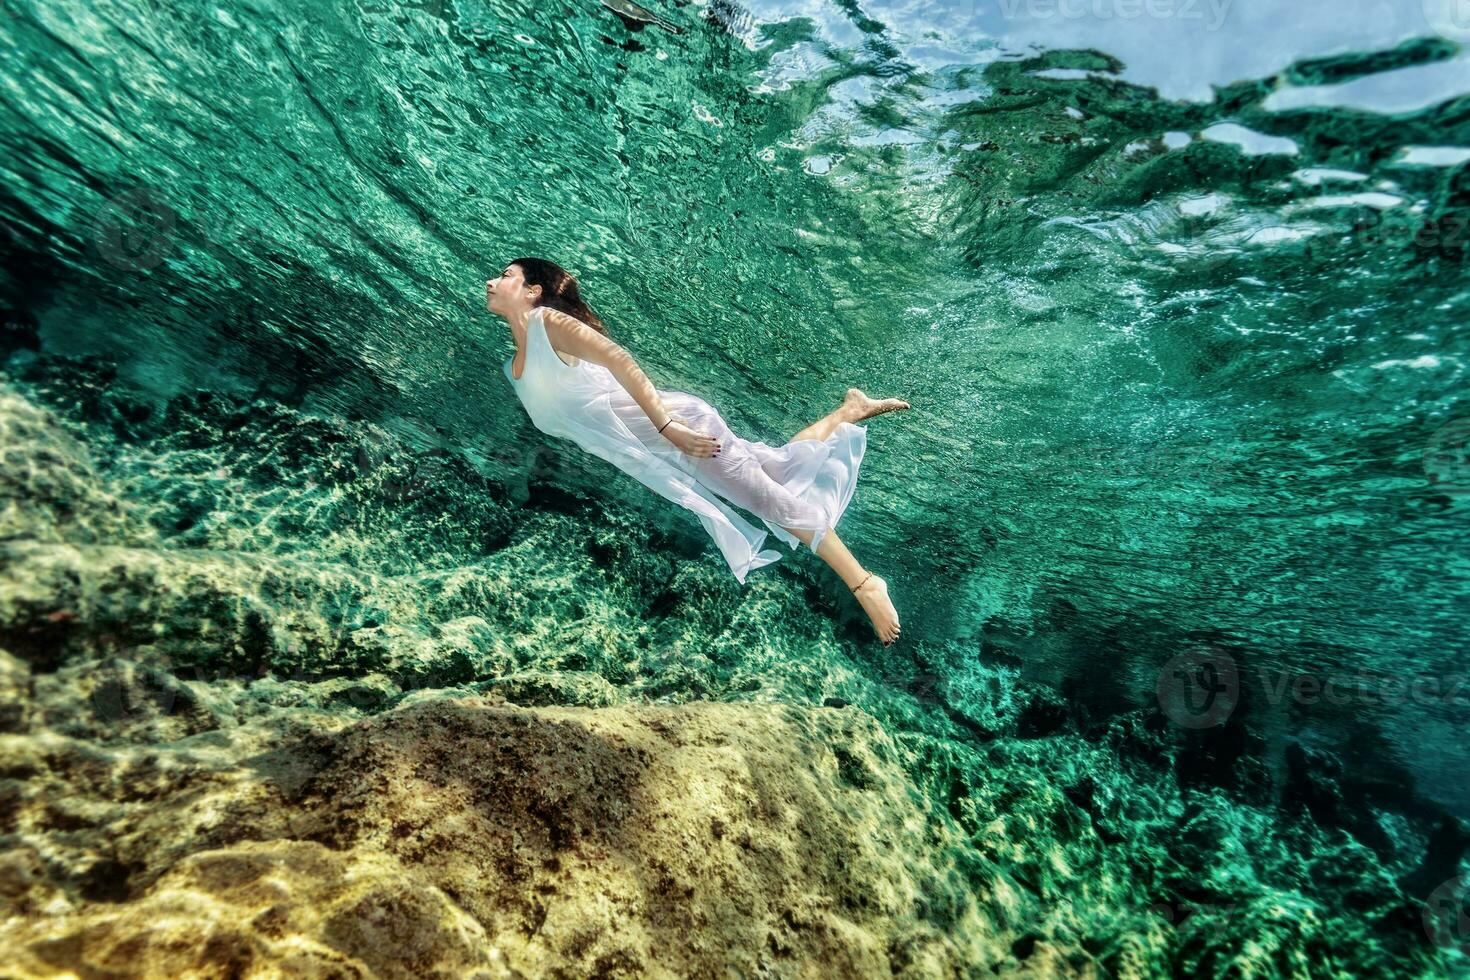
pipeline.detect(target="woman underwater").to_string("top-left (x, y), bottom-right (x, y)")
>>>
top-left (491, 258), bottom-right (907, 646)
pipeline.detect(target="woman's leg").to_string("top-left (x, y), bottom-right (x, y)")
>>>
top-left (789, 388), bottom-right (911, 443)
top-left (780, 523), bottom-right (902, 646)
top-left (670, 391), bottom-right (903, 644)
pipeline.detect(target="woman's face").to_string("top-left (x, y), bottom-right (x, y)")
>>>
top-left (485, 263), bottom-right (541, 315)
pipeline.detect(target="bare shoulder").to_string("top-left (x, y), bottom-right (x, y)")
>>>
top-left (539, 306), bottom-right (623, 365)
top-left (539, 306), bottom-right (593, 336)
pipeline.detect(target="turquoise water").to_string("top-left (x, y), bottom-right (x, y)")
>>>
top-left (2, 0), bottom-right (1469, 975)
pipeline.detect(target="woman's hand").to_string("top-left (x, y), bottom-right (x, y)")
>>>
top-left (660, 417), bottom-right (721, 458)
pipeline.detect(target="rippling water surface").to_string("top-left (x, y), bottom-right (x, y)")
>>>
top-left (2, 0), bottom-right (1469, 973)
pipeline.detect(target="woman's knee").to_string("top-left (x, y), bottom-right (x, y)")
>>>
top-left (776, 522), bottom-right (833, 555)
top-left (780, 524), bottom-right (816, 547)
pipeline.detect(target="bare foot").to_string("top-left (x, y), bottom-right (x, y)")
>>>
top-left (844, 387), bottom-right (910, 423)
top-left (852, 573), bottom-right (901, 646)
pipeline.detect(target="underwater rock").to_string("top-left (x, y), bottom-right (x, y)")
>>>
top-left (33, 655), bottom-right (233, 744)
top-left (0, 695), bottom-right (1014, 977)
top-left (1015, 684), bottom-right (1070, 739)
top-left (0, 648), bottom-right (29, 732)
top-left (0, 386), bottom-right (154, 548)
top-left (313, 672), bottom-right (402, 712)
top-left (3, 839), bottom-right (508, 978)
top-left (476, 669), bottom-right (624, 708)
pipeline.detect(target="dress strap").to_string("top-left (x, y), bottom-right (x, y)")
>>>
top-left (532, 307), bottom-right (582, 372)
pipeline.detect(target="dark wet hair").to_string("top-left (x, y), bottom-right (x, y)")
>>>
top-left (509, 257), bottom-right (608, 336)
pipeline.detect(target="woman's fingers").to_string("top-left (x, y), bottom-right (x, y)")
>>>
top-left (673, 424), bottom-right (721, 458)
top-left (681, 433), bottom-right (710, 457)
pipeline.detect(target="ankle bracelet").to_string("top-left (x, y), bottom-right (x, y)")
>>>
top-left (851, 571), bottom-right (873, 594)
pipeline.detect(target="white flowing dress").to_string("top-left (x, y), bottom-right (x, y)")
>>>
top-left (504, 306), bottom-right (867, 583)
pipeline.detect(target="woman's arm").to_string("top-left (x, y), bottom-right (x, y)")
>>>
top-left (540, 308), bottom-right (721, 458)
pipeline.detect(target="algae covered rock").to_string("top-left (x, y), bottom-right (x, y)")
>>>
top-left (0, 695), bottom-right (1014, 978)
top-left (476, 669), bottom-right (624, 707)
top-left (2, 839), bottom-right (511, 979)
